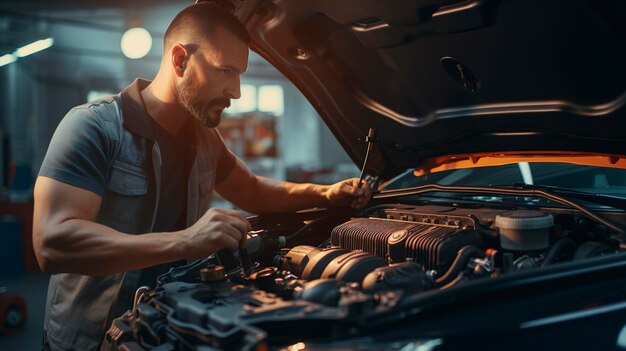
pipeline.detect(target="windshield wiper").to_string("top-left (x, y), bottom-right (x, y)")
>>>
top-left (374, 183), bottom-right (626, 234)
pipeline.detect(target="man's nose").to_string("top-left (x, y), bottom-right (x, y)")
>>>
top-left (225, 76), bottom-right (241, 99)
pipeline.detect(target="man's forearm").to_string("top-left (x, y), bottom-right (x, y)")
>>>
top-left (250, 176), bottom-right (330, 213)
top-left (214, 160), bottom-right (371, 214)
top-left (36, 219), bottom-right (186, 276)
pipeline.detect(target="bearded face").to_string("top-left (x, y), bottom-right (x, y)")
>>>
top-left (172, 27), bottom-right (248, 127)
top-left (175, 71), bottom-right (230, 128)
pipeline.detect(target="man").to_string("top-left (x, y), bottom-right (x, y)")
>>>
top-left (33, 3), bottom-right (371, 350)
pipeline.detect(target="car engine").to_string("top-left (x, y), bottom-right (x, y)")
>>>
top-left (102, 204), bottom-right (623, 351)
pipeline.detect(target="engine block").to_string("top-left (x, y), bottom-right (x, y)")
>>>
top-left (331, 215), bottom-right (482, 274)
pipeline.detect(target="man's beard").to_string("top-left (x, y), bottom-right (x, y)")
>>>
top-left (176, 74), bottom-right (230, 128)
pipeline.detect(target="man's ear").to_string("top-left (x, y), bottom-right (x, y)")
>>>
top-left (171, 44), bottom-right (188, 77)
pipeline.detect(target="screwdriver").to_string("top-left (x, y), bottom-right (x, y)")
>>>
top-left (357, 128), bottom-right (377, 188)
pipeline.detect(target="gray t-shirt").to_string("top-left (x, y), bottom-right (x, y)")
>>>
top-left (39, 104), bottom-right (111, 196)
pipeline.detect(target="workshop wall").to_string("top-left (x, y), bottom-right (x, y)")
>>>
top-left (1, 57), bottom-right (90, 195)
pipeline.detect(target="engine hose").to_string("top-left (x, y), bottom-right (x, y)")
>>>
top-left (435, 245), bottom-right (484, 287)
top-left (440, 274), bottom-right (468, 290)
top-left (541, 238), bottom-right (576, 267)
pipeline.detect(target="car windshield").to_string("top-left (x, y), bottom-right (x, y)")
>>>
top-left (382, 162), bottom-right (626, 208)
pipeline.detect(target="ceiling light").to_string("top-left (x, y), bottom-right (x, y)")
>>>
top-left (14, 38), bottom-right (54, 58)
top-left (0, 54), bottom-right (17, 67)
top-left (121, 27), bottom-right (152, 59)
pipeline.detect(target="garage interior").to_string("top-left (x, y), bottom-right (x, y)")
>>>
top-left (0, 1), bottom-right (358, 349)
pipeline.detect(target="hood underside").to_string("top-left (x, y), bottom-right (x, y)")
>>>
top-left (231, 0), bottom-right (626, 178)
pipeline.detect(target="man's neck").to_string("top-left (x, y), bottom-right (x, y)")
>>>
top-left (140, 77), bottom-right (191, 136)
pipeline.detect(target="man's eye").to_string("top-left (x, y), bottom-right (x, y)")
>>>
top-left (220, 69), bottom-right (231, 74)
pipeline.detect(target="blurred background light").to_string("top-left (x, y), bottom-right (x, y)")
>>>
top-left (258, 85), bottom-right (284, 115)
top-left (227, 84), bottom-right (257, 114)
top-left (87, 90), bottom-right (116, 102)
top-left (120, 27), bottom-right (152, 59)
top-left (14, 38), bottom-right (54, 58)
top-left (0, 54), bottom-right (17, 67)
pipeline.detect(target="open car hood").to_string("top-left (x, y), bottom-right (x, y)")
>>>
top-left (231, 0), bottom-right (626, 179)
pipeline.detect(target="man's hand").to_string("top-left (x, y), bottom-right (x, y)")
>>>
top-left (183, 208), bottom-right (251, 259)
top-left (324, 178), bottom-right (372, 209)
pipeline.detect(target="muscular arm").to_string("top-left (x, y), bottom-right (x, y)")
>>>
top-left (33, 176), bottom-right (248, 276)
top-left (214, 158), bottom-right (371, 214)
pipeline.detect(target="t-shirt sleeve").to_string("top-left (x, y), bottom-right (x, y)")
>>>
top-left (38, 107), bottom-right (110, 196)
top-left (214, 130), bottom-right (237, 184)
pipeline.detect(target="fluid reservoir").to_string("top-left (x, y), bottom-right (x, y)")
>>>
top-left (495, 210), bottom-right (553, 251)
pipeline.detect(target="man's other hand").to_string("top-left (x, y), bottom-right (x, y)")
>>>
top-left (183, 208), bottom-right (251, 259)
top-left (325, 178), bottom-right (372, 209)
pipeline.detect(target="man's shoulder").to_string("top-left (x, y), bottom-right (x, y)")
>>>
top-left (72, 94), bottom-right (120, 121)
top-left (59, 94), bottom-right (123, 143)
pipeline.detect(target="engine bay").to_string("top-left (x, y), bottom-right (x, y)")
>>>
top-left (103, 204), bottom-right (624, 350)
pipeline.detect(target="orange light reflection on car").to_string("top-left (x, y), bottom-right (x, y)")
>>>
top-left (414, 152), bottom-right (626, 176)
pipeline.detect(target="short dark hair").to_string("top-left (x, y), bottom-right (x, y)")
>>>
top-left (163, 2), bottom-right (250, 51)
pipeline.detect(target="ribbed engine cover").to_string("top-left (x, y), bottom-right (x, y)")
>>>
top-left (331, 217), bottom-right (482, 274)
